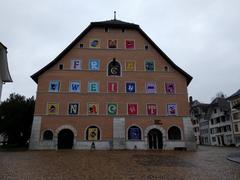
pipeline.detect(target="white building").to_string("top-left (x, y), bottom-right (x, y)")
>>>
top-left (208, 97), bottom-right (234, 146)
top-left (0, 42), bottom-right (12, 101)
top-left (227, 89), bottom-right (240, 147)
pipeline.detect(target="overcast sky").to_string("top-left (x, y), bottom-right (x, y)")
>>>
top-left (0, 0), bottom-right (239, 103)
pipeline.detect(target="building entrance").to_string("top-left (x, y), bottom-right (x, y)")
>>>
top-left (148, 129), bottom-right (163, 149)
top-left (58, 129), bottom-right (74, 149)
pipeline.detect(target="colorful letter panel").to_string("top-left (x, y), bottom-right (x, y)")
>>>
top-left (108, 40), bottom-right (117, 48)
top-left (49, 80), bottom-right (60, 92)
top-left (47, 103), bottom-right (59, 115)
top-left (165, 83), bottom-right (175, 94)
top-left (128, 104), bottom-right (138, 115)
top-left (147, 104), bottom-right (157, 115)
top-left (167, 104), bottom-right (177, 115)
top-left (71, 59), bottom-right (82, 70)
top-left (107, 103), bottom-right (118, 115)
top-left (125, 40), bottom-right (135, 49)
top-left (125, 61), bottom-right (136, 71)
top-left (68, 103), bottom-right (79, 115)
top-left (88, 82), bottom-right (99, 92)
top-left (126, 82), bottom-right (136, 93)
top-left (88, 127), bottom-right (98, 141)
top-left (145, 61), bottom-right (155, 71)
top-left (89, 59), bottom-right (100, 71)
top-left (88, 103), bottom-right (99, 115)
top-left (146, 82), bottom-right (156, 93)
top-left (69, 81), bottom-right (80, 92)
top-left (89, 39), bottom-right (100, 48)
top-left (108, 82), bottom-right (118, 93)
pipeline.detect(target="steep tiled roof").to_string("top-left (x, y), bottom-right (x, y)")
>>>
top-left (31, 19), bottom-right (192, 85)
top-left (227, 89), bottom-right (240, 100)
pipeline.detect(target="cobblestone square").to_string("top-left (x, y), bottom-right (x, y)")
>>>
top-left (0, 146), bottom-right (239, 180)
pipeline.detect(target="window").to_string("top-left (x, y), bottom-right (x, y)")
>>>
top-left (212, 137), bottom-right (216, 142)
top-left (107, 103), bottom-right (118, 115)
top-left (122, 28), bottom-right (125, 33)
top-left (233, 112), bottom-right (240, 120)
top-left (168, 126), bottom-right (181, 140)
top-left (214, 109), bottom-right (217, 114)
top-left (88, 82), bottom-right (99, 92)
top-left (49, 80), bottom-right (60, 92)
top-left (145, 82), bottom-right (157, 93)
top-left (164, 66), bottom-right (169, 72)
top-left (146, 104), bottom-right (157, 115)
top-left (145, 60), bottom-right (155, 71)
top-left (165, 83), bottom-right (175, 94)
top-left (126, 82), bottom-right (136, 93)
top-left (80, 43), bottom-right (84, 48)
top-left (104, 27), bottom-right (109, 32)
top-left (144, 45), bottom-right (148, 50)
top-left (86, 126), bottom-right (100, 140)
top-left (47, 103), bottom-right (59, 115)
top-left (128, 126), bottom-right (141, 140)
top-left (69, 81), bottom-right (80, 93)
top-left (59, 64), bottom-right (64, 70)
top-left (235, 124), bottom-right (239, 132)
top-left (108, 58), bottom-right (121, 76)
top-left (125, 40), bottom-right (135, 49)
top-left (108, 82), bottom-right (118, 93)
top-left (89, 39), bottom-right (100, 48)
top-left (43, 130), bottom-right (53, 140)
top-left (88, 59), bottom-right (100, 71)
top-left (128, 104), bottom-right (138, 115)
top-left (68, 103), bottom-right (79, 115)
top-left (108, 40), bottom-right (117, 49)
top-left (125, 61), bottom-right (136, 71)
top-left (87, 103), bottom-right (99, 115)
top-left (211, 119), bottom-right (214, 125)
top-left (167, 104), bottom-right (177, 116)
top-left (70, 59), bottom-right (82, 70)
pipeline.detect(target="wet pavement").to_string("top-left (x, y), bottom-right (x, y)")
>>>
top-left (0, 146), bottom-right (239, 180)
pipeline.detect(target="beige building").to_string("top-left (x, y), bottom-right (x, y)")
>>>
top-left (29, 19), bottom-right (195, 150)
top-left (0, 42), bottom-right (12, 101)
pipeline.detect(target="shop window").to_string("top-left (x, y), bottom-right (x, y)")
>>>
top-left (88, 82), bottom-right (99, 92)
top-left (89, 39), bottom-right (100, 48)
top-left (108, 40), bottom-right (117, 49)
top-left (43, 130), bottom-right (53, 140)
top-left (69, 81), bottom-right (80, 93)
top-left (125, 40), bottom-right (135, 49)
top-left (126, 82), bottom-right (136, 93)
top-left (165, 83), bottom-right (175, 94)
top-left (68, 103), bottom-right (79, 115)
top-left (128, 126), bottom-right (141, 140)
top-left (168, 126), bottom-right (181, 140)
top-left (167, 104), bottom-right (177, 116)
top-left (70, 59), bottom-right (82, 70)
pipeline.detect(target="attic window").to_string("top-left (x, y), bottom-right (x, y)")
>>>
top-left (80, 43), bottom-right (84, 48)
top-left (105, 27), bottom-right (109, 32)
top-left (122, 28), bottom-right (125, 33)
top-left (164, 66), bottom-right (169, 72)
top-left (144, 45), bottom-right (149, 50)
top-left (59, 64), bottom-right (64, 70)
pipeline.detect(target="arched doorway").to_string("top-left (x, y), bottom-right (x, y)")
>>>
top-left (58, 129), bottom-right (74, 149)
top-left (148, 129), bottom-right (163, 149)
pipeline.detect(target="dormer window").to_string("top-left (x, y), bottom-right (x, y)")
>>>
top-left (108, 58), bottom-right (121, 76)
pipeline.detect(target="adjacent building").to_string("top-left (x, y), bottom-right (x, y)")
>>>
top-left (29, 18), bottom-right (195, 150)
top-left (208, 97), bottom-right (233, 146)
top-left (190, 96), bottom-right (234, 146)
top-left (227, 89), bottom-right (240, 147)
top-left (190, 100), bottom-right (209, 145)
top-left (0, 42), bottom-right (12, 101)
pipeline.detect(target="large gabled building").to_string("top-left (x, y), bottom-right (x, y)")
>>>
top-left (29, 18), bottom-right (195, 150)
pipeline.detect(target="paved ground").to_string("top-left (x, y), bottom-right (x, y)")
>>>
top-left (0, 146), bottom-right (239, 180)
